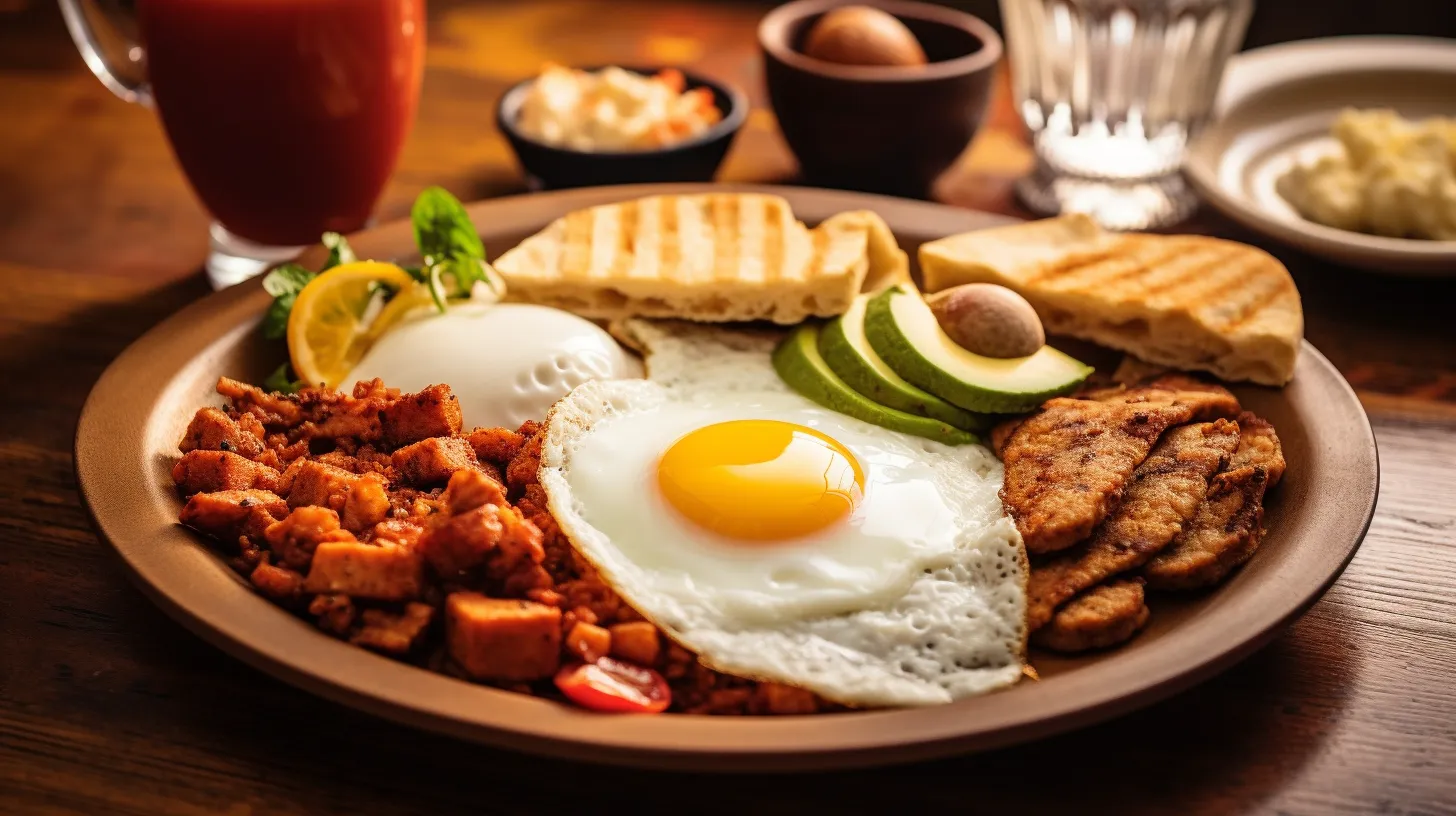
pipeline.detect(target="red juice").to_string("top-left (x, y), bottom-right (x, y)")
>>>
top-left (137, 0), bottom-right (425, 246)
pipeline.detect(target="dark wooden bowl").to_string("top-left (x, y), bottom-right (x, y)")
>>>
top-left (496, 66), bottom-right (748, 190)
top-left (759, 0), bottom-right (1002, 197)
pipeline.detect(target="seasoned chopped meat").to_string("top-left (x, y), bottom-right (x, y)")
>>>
top-left (309, 593), bottom-right (356, 635)
top-left (264, 506), bottom-right (354, 571)
top-left (216, 376), bottom-right (303, 425)
top-left (303, 539), bottom-right (424, 601)
top-left (609, 621), bottom-right (661, 666)
top-left (468, 426), bottom-right (527, 466)
top-left (180, 489), bottom-right (287, 542)
top-left (283, 460), bottom-right (389, 533)
top-left (392, 436), bottom-right (483, 486)
top-left (172, 449), bottom-right (280, 495)
top-left (179, 407), bottom-right (265, 458)
top-left (441, 468), bottom-right (508, 515)
top-left (446, 593), bottom-right (562, 681)
top-left (250, 561), bottom-right (306, 602)
top-left (351, 603), bottom-right (435, 655)
top-left (1033, 579), bottom-right (1150, 653)
top-left (1144, 413), bottom-right (1285, 589)
top-left (565, 621), bottom-right (612, 663)
top-left (1026, 420), bottom-right (1239, 630)
top-left (173, 380), bottom-right (838, 715)
top-left (380, 384), bottom-right (462, 447)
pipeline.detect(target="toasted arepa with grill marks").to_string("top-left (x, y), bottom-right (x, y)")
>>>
top-left (919, 214), bottom-right (1303, 386)
top-left (493, 193), bottom-right (905, 324)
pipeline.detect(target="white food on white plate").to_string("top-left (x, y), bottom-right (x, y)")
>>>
top-left (1277, 108), bottom-right (1456, 240)
top-left (515, 64), bottom-right (721, 152)
top-left (538, 319), bottom-right (1028, 707)
top-left (347, 303), bottom-right (642, 430)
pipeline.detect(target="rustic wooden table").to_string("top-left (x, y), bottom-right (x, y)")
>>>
top-left (3, 1), bottom-right (1454, 813)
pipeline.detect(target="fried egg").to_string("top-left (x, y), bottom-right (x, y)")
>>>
top-left (538, 320), bottom-right (1027, 707)
top-left (348, 303), bottom-right (642, 429)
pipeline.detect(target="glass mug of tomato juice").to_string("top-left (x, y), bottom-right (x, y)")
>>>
top-left (60, 0), bottom-right (425, 288)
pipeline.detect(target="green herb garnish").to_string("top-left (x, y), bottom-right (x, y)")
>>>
top-left (320, 231), bottom-right (357, 270)
top-left (263, 361), bottom-right (304, 394)
top-left (259, 263), bottom-right (316, 340)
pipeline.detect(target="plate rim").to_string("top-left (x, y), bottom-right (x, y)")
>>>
top-left (1186, 35), bottom-right (1456, 274)
top-left (75, 183), bottom-right (1379, 771)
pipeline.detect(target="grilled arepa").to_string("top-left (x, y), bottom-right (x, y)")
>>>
top-left (493, 193), bottom-right (904, 324)
top-left (919, 214), bottom-right (1303, 386)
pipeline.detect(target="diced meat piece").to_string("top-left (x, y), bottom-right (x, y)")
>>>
top-left (468, 426), bottom-right (527, 466)
top-left (380, 384), bottom-right (462, 447)
top-left (446, 593), bottom-right (562, 681)
top-left (264, 506), bottom-right (354, 571)
top-left (419, 492), bottom-right (544, 584)
top-left (564, 621), bottom-right (612, 663)
top-left (309, 593), bottom-right (356, 635)
top-left (217, 376), bottom-right (303, 425)
top-left (609, 621), bottom-right (661, 666)
top-left (250, 561), bottom-right (305, 602)
top-left (178, 407), bottom-right (265, 458)
top-left (283, 459), bottom-right (389, 533)
top-left (371, 518), bottom-right (426, 550)
top-left (172, 450), bottom-right (281, 495)
top-left (1032, 579), bottom-right (1151, 653)
top-left (180, 489), bottom-right (287, 542)
top-left (505, 429), bottom-right (544, 492)
top-left (392, 437), bottom-right (483, 486)
top-left (303, 539), bottom-right (424, 601)
top-left (351, 603), bottom-right (435, 655)
top-left (441, 468), bottom-right (507, 515)
top-left (755, 682), bottom-right (819, 715)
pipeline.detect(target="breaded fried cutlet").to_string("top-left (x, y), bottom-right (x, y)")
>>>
top-left (1143, 414), bottom-right (1285, 589)
top-left (997, 382), bottom-right (1241, 552)
top-left (1032, 579), bottom-right (1150, 653)
top-left (1026, 419), bottom-right (1240, 629)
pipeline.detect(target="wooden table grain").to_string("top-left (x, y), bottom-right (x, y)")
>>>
top-left (2, 1), bottom-right (1454, 813)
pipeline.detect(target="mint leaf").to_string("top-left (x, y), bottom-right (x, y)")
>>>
top-left (263, 362), bottom-right (303, 394)
top-left (411, 186), bottom-right (485, 267)
top-left (321, 232), bottom-right (356, 270)
top-left (259, 263), bottom-right (316, 340)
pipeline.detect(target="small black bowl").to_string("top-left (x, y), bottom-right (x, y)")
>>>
top-left (496, 66), bottom-right (748, 190)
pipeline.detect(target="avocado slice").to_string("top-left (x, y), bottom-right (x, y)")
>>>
top-left (772, 323), bottom-right (978, 446)
top-left (819, 295), bottom-right (991, 431)
top-left (865, 285), bottom-right (1092, 414)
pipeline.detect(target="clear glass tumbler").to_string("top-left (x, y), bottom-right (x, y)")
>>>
top-left (1000, 0), bottom-right (1253, 229)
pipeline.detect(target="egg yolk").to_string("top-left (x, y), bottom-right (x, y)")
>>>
top-left (656, 420), bottom-right (865, 543)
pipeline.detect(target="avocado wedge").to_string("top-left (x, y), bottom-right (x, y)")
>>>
top-left (772, 323), bottom-right (978, 446)
top-left (864, 285), bottom-right (1092, 414)
top-left (819, 295), bottom-right (991, 431)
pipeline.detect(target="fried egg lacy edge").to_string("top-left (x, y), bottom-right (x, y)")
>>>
top-left (537, 321), bottom-right (1030, 708)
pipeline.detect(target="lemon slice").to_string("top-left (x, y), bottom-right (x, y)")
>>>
top-left (287, 261), bottom-right (419, 389)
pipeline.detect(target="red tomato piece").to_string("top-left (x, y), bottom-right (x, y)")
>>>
top-left (554, 657), bottom-right (671, 714)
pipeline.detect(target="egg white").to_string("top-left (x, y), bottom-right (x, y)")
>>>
top-left (539, 320), bottom-right (1028, 707)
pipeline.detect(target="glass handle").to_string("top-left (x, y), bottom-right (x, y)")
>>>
top-left (58, 0), bottom-right (152, 106)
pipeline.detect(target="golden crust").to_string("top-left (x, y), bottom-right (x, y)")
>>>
top-left (1033, 579), bottom-right (1150, 653)
top-left (919, 215), bottom-right (1303, 385)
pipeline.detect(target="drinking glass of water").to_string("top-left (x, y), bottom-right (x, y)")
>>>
top-left (1000, 0), bottom-right (1253, 228)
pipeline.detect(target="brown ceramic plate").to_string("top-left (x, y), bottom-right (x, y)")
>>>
top-left (75, 183), bottom-right (1377, 772)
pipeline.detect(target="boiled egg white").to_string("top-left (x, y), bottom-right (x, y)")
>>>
top-left (347, 303), bottom-right (642, 430)
top-left (539, 319), bottom-right (1027, 707)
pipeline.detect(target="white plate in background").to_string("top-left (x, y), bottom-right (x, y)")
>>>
top-left (1186, 36), bottom-right (1456, 275)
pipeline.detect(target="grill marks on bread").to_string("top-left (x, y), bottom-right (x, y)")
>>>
top-left (492, 194), bottom-right (890, 323)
